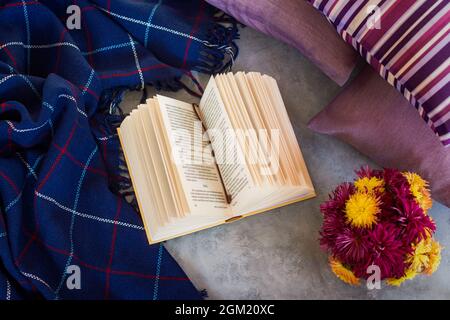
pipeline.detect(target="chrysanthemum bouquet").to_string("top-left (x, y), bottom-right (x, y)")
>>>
top-left (320, 167), bottom-right (441, 286)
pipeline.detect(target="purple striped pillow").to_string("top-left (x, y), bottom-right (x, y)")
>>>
top-left (307, 0), bottom-right (450, 147)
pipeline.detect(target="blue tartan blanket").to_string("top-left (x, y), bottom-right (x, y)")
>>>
top-left (0, 0), bottom-right (238, 300)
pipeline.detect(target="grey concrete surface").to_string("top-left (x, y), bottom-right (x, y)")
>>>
top-left (122, 27), bottom-right (450, 299)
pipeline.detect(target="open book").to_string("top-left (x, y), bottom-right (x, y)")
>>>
top-left (118, 72), bottom-right (315, 244)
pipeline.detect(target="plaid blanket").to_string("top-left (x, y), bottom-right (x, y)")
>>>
top-left (0, 0), bottom-right (238, 299)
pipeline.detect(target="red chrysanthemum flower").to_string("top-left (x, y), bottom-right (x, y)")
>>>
top-left (319, 183), bottom-right (354, 252)
top-left (393, 197), bottom-right (436, 245)
top-left (333, 227), bottom-right (370, 265)
top-left (355, 166), bottom-right (378, 179)
top-left (320, 213), bottom-right (346, 252)
top-left (356, 223), bottom-right (407, 279)
top-left (382, 168), bottom-right (410, 189)
top-left (320, 182), bottom-right (355, 215)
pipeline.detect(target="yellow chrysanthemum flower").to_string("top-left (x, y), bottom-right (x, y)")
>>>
top-left (329, 257), bottom-right (360, 286)
top-left (407, 238), bottom-right (432, 273)
top-left (389, 237), bottom-right (442, 286)
top-left (424, 240), bottom-right (441, 275)
top-left (386, 267), bottom-right (417, 287)
top-left (354, 176), bottom-right (384, 194)
top-left (403, 172), bottom-right (432, 212)
top-left (406, 237), bottom-right (442, 275)
top-left (345, 192), bottom-right (380, 228)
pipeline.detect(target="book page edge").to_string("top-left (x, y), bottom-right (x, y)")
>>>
top-left (117, 127), bottom-right (155, 244)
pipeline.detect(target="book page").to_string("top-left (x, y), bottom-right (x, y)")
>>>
top-left (118, 119), bottom-right (159, 236)
top-left (131, 107), bottom-right (170, 225)
top-left (156, 95), bottom-right (230, 215)
top-left (199, 77), bottom-right (253, 209)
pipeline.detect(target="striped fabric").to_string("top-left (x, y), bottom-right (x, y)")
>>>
top-left (308, 0), bottom-right (450, 146)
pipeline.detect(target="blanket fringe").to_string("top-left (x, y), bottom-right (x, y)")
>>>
top-left (195, 19), bottom-right (240, 74)
top-left (94, 86), bottom-right (140, 212)
top-left (199, 289), bottom-right (209, 299)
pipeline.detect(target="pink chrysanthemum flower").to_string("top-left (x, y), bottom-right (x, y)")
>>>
top-left (319, 183), bottom-right (354, 251)
top-left (361, 223), bottom-right (407, 279)
top-left (393, 197), bottom-right (436, 245)
top-left (333, 227), bottom-right (370, 265)
top-left (320, 214), bottom-right (345, 252)
top-left (355, 166), bottom-right (377, 179)
top-left (320, 182), bottom-right (355, 214)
